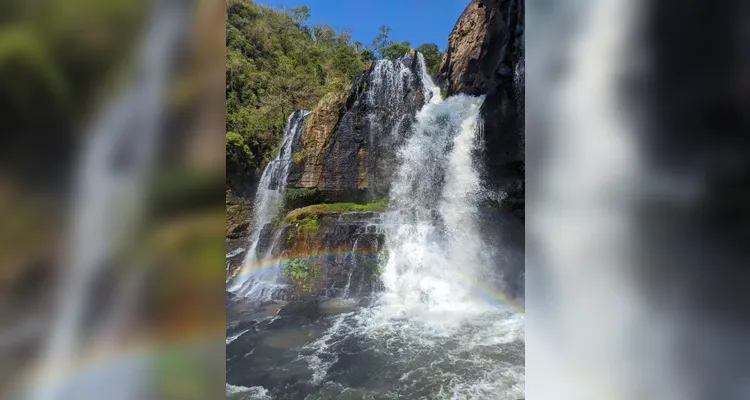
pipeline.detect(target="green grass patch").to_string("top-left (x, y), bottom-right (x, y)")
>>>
top-left (284, 200), bottom-right (387, 223)
top-left (287, 215), bottom-right (319, 241)
top-left (284, 258), bottom-right (320, 293)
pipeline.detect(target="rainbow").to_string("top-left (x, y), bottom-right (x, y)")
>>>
top-left (228, 250), bottom-right (525, 314)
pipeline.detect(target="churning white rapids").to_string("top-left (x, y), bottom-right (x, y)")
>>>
top-left (226, 61), bottom-right (523, 400)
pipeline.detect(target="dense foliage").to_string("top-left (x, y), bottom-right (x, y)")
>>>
top-left (226, 0), bottom-right (369, 192)
top-left (226, 1), bottom-right (443, 195)
top-left (382, 41), bottom-right (411, 60)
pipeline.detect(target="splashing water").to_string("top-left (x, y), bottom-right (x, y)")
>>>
top-left (354, 86), bottom-right (523, 398)
top-left (379, 94), bottom-right (489, 316)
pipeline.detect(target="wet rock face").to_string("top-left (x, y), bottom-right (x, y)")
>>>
top-left (287, 56), bottom-right (428, 202)
top-left (441, 0), bottom-right (525, 219)
top-left (263, 212), bottom-right (386, 299)
top-left (439, 0), bottom-right (510, 96)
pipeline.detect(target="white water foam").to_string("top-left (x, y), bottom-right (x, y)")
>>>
top-left (226, 384), bottom-right (271, 400)
top-left (226, 329), bottom-right (250, 345)
top-left (378, 93), bottom-right (491, 320)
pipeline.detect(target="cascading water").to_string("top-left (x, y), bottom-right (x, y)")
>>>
top-left (379, 93), bottom-right (491, 313)
top-left (417, 53), bottom-right (443, 105)
top-left (357, 73), bottom-right (523, 398)
top-left (226, 53), bottom-right (523, 399)
top-left (30, 1), bottom-right (187, 399)
top-left (229, 110), bottom-right (309, 300)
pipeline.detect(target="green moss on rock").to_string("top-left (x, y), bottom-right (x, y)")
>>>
top-left (287, 215), bottom-right (319, 242)
top-left (284, 188), bottom-right (325, 210)
top-left (283, 200), bottom-right (387, 223)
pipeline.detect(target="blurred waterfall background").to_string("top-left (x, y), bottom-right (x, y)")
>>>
top-left (0, 0), bottom-right (226, 399)
top-left (527, 0), bottom-right (750, 399)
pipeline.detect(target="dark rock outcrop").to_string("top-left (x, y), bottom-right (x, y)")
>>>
top-left (439, 0), bottom-right (510, 96)
top-left (261, 211), bottom-right (386, 299)
top-left (439, 0), bottom-right (524, 219)
top-left (286, 54), bottom-right (429, 203)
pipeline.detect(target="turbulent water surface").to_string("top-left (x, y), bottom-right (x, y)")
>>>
top-left (227, 54), bottom-right (524, 400)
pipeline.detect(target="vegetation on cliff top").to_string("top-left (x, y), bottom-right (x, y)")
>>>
top-left (373, 25), bottom-right (442, 76)
top-left (226, 1), bottom-right (368, 191)
top-left (226, 2), bottom-right (443, 195)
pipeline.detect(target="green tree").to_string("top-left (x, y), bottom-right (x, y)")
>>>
top-left (382, 41), bottom-right (411, 60)
top-left (359, 49), bottom-right (376, 63)
top-left (225, 1), bottom-right (367, 193)
top-left (290, 5), bottom-right (310, 25)
top-left (416, 43), bottom-right (442, 77)
top-left (372, 25), bottom-right (392, 58)
top-left (313, 24), bottom-right (335, 43)
top-left (226, 132), bottom-right (254, 178)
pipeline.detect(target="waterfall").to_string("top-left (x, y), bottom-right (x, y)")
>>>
top-left (31, 1), bottom-right (187, 399)
top-left (525, 0), bottom-right (655, 398)
top-left (358, 64), bottom-right (524, 398)
top-left (416, 52), bottom-right (443, 104)
top-left (379, 92), bottom-right (492, 316)
top-left (365, 53), bottom-right (491, 315)
top-left (229, 110), bottom-right (309, 300)
top-left (226, 52), bottom-right (524, 399)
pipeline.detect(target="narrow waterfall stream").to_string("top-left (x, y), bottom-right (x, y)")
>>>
top-left (226, 54), bottom-right (523, 400)
top-left (229, 110), bottom-right (309, 300)
top-left (29, 1), bottom-right (188, 399)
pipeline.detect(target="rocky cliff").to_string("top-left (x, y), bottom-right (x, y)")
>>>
top-left (439, 0), bottom-right (524, 220)
top-left (269, 53), bottom-right (434, 298)
top-left (229, 53), bottom-right (433, 296)
top-left (286, 53), bottom-right (430, 204)
top-left (256, 209), bottom-right (386, 299)
top-left (231, 1), bottom-right (525, 301)
top-left (439, 0), bottom-right (509, 96)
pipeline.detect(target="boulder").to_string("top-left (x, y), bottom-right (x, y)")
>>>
top-left (269, 211), bottom-right (386, 299)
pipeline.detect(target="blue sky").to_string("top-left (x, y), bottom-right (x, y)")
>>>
top-left (258, 0), bottom-right (469, 52)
